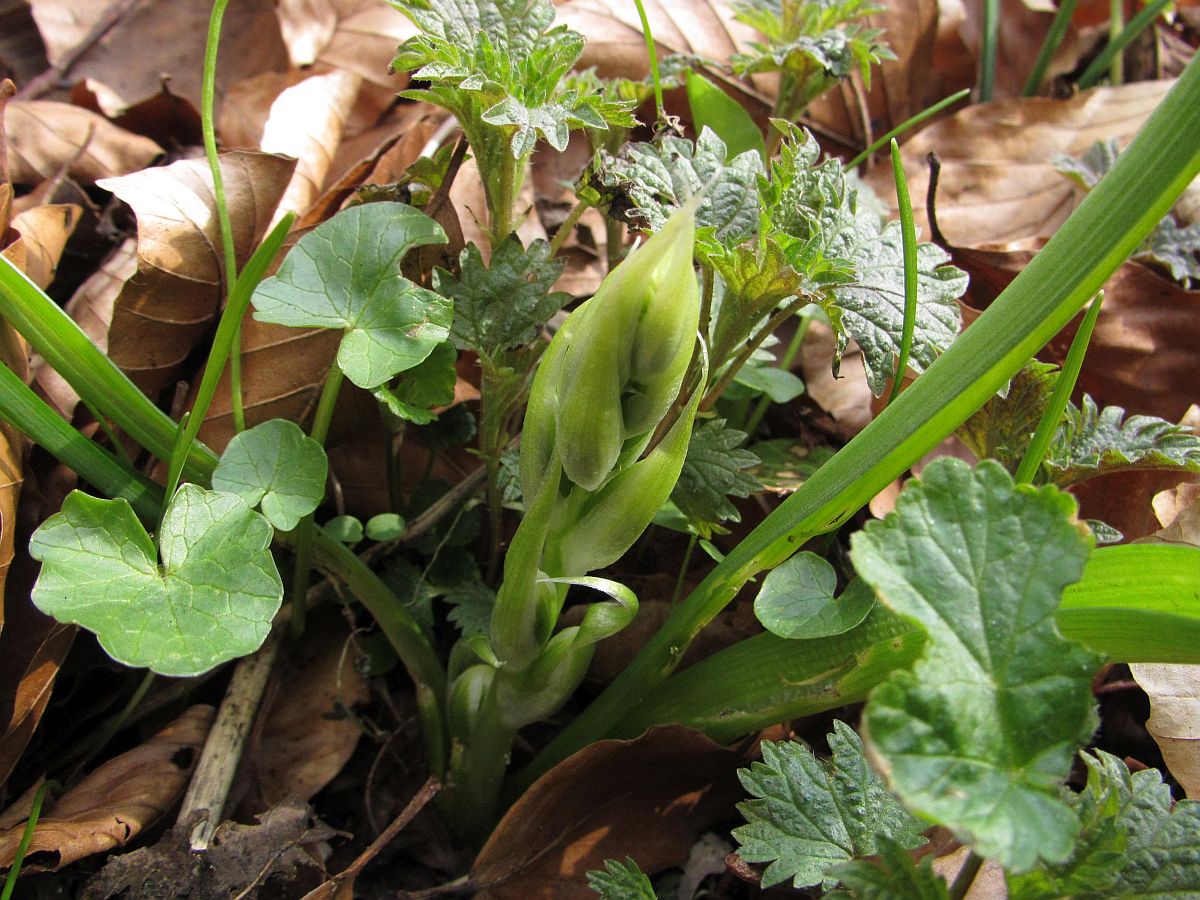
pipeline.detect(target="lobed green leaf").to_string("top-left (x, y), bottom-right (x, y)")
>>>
top-left (211, 419), bottom-right (327, 532)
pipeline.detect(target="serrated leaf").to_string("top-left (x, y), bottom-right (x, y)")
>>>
top-left (733, 721), bottom-right (926, 889)
top-left (670, 418), bottom-right (761, 535)
top-left (958, 361), bottom-right (1059, 475)
top-left (852, 458), bottom-right (1101, 872)
top-left (1008, 750), bottom-right (1200, 898)
top-left (374, 340), bottom-right (458, 425)
top-left (436, 236), bottom-right (568, 357)
top-left (428, 558), bottom-right (495, 638)
top-left (29, 486), bottom-right (282, 677)
top-left (390, 0), bottom-right (555, 59)
top-left (593, 129), bottom-right (763, 241)
top-left (829, 835), bottom-right (950, 899)
top-left (754, 552), bottom-right (875, 639)
top-left (211, 419), bottom-right (328, 531)
top-left (251, 202), bottom-right (450, 389)
top-left (1046, 396), bottom-right (1200, 486)
top-left (586, 857), bottom-right (657, 899)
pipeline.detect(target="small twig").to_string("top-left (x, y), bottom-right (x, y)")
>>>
top-left (178, 628), bottom-right (284, 851)
top-left (925, 151), bottom-right (948, 248)
top-left (947, 850), bottom-right (985, 900)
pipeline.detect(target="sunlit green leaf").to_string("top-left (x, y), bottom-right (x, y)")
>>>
top-left (211, 419), bottom-right (327, 531)
top-left (754, 552), bottom-right (875, 639)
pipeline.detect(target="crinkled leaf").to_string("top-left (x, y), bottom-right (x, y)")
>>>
top-left (374, 340), bottom-right (458, 425)
top-left (670, 418), bottom-right (761, 536)
top-left (436, 236), bottom-right (568, 356)
top-left (251, 202), bottom-right (450, 389)
top-left (853, 458), bottom-right (1101, 872)
top-left (586, 857), bottom-right (657, 899)
top-left (390, 0), bottom-right (554, 62)
top-left (828, 835), bottom-right (950, 899)
top-left (1008, 750), bottom-right (1200, 898)
top-left (592, 129), bottom-right (763, 241)
top-left (29, 486), bottom-right (282, 677)
top-left (428, 559), bottom-right (495, 638)
top-left (958, 361), bottom-right (1059, 475)
top-left (750, 440), bottom-right (835, 494)
top-left (1046, 396), bottom-right (1200, 486)
top-left (733, 721), bottom-right (926, 889)
top-left (211, 419), bottom-right (328, 531)
top-left (754, 552), bottom-right (875, 640)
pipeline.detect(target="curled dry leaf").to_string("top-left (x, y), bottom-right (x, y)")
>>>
top-left (4, 100), bottom-right (162, 185)
top-left (97, 150), bottom-right (296, 398)
top-left (472, 726), bottom-right (746, 899)
top-left (274, 0), bottom-right (417, 87)
top-left (0, 705), bottom-right (213, 871)
top-left (3, 203), bottom-right (81, 289)
top-left (242, 609), bottom-right (369, 811)
top-left (33, 0), bottom-right (288, 117)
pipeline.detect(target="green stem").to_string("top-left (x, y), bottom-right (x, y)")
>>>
top-left (1109, 0), bottom-right (1125, 86)
top-left (201, 0), bottom-right (238, 310)
top-left (68, 671), bottom-right (156, 784)
top-left (702, 295), bottom-right (807, 411)
top-left (489, 154), bottom-right (519, 248)
top-left (743, 306), bottom-right (813, 437)
top-left (979, 0), bottom-right (1000, 101)
top-left (518, 54), bottom-right (1200, 784)
top-left (1079, 0), bottom-right (1170, 89)
top-left (632, 0), bottom-right (664, 126)
top-left (886, 139), bottom-right (918, 407)
top-left (229, 323), bottom-right (246, 433)
top-left (1023, 0), bottom-right (1078, 96)
top-left (671, 533), bottom-right (698, 605)
top-left (547, 199), bottom-right (591, 258)
top-left (1, 780), bottom-right (55, 900)
top-left (846, 89), bottom-right (970, 170)
top-left (1014, 292), bottom-right (1103, 485)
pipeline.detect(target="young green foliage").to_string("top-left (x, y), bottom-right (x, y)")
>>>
top-left (211, 419), bottom-right (328, 531)
top-left (853, 458), bottom-right (1101, 872)
top-left (828, 836), bottom-right (950, 899)
top-left (733, 721), bottom-right (926, 889)
top-left (958, 361), bottom-right (1059, 474)
top-left (29, 485), bottom-right (282, 677)
top-left (251, 202), bottom-right (450, 390)
top-left (586, 857), bottom-right (657, 900)
top-left (753, 552), bottom-right (875, 639)
top-left (373, 340), bottom-right (459, 425)
top-left (669, 418), bottom-right (761, 536)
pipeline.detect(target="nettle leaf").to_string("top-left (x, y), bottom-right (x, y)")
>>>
top-left (670, 418), bottom-right (761, 535)
top-left (29, 486), bottom-right (282, 677)
top-left (374, 340), bottom-right (459, 425)
top-left (733, 721), bottom-right (926, 889)
top-left (436, 236), bottom-right (568, 357)
top-left (754, 552), bottom-right (875, 640)
top-left (586, 858), bottom-right (657, 900)
top-left (390, 0), bottom-right (554, 60)
top-left (958, 361), bottom-right (1059, 475)
top-left (1008, 751), bottom-right (1200, 898)
top-left (853, 458), bottom-right (1101, 872)
top-left (750, 440), bottom-right (835, 494)
top-left (212, 419), bottom-right (327, 532)
top-left (1046, 395), bottom-right (1200, 486)
top-left (593, 128), bottom-right (763, 241)
top-left (251, 202), bottom-right (450, 389)
top-left (829, 835), bottom-right (950, 899)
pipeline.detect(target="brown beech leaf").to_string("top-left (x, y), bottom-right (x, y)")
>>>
top-left (4, 100), bottom-right (162, 185)
top-left (0, 705), bottom-right (213, 871)
top-left (97, 151), bottom-right (296, 398)
top-left (3, 203), bottom-right (81, 289)
top-left (242, 609), bottom-right (368, 811)
top-left (0, 319), bottom-right (26, 633)
top-left (275, 0), bottom-right (417, 87)
top-left (0, 1), bottom-right (48, 86)
top-left (32, 0), bottom-right (288, 118)
top-left (472, 726), bottom-right (746, 899)
top-left (867, 80), bottom-right (1175, 245)
top-left (23, 0), bottom-right (105, 65)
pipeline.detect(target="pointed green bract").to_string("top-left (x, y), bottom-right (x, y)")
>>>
top-left (29, 486), bottom-right (282, 676)
top-left (212, 419), bottom-right (328, 531)
top-left (853, 458), bottom-right (1101, 872)
top-left (251, 202), bottom-right (450, 389)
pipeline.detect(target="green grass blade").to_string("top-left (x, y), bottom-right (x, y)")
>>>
top-left (885, 139), bottom-right (917, 407)
top-left (846, 89), bottom-right (970, 170)
top-left (518, 53), bottom-right (1200, 787)
top-left (979, 0), bottom-right (1000, 101)
top-left (1, 780), bottom-right (55, 900)
top-left (1023, 0), bottom-right (1078, 96)
top-left (1079, 0), bottom-right (1171, 89)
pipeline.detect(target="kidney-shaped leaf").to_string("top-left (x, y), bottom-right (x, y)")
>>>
top-left (212, 419), bottom-right (328, 531)
top-left (852, 458), bottom-right (1101, 873)
top-left (754, 552), bottom-right (875, 640)
top-left (252, 202), bottom-right (450, 389)
top-left (29, 485), bottom-right (282, 677)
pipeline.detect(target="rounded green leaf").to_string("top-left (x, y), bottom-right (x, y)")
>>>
top-left (211, 419), bottom-right (328, 531)
top-left (251, 202), bottom-right (451, 389)
top-left (366, 513), bottom-right (406, 541)
top-left (754, 552), bottom-right (876, 640)
top-left (325, 515), bottom-right (363, 544)
top-left (29, 486), bottom-right (282, 677)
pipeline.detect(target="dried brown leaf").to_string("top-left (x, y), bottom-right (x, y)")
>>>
top-left (0, 1), bottom-right (48, 87)
top-left (0, 705), bottom-right (213, 871)
top-left (97, 150), bottom-right (296, 398)
top-left (472, 726), bottom-right (745, 899)
top-left (0, 319), bottom-right (25, 634)
top-left (3, 203), bottom-right (80, 289)
top-left (23, 0), bottom-right (106, 66)
top-left (4, 100), bottom-right (162, 185)
top-left (275, 0), bottom-right (417, 88)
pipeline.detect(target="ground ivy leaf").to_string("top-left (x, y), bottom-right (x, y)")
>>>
top-left (586, 857), bottom-right (657, 899)
top-left (436, 236), bottom-right (568, 357)
top-left (593, 128), bottom-right (763, 241)
top-left (1008, 750), bottom-right (1200, 898)
top-left (1045, 396), bottom-right (1200, 486)
top-left (852, 458), bottom-right (1101, 872)
top-left (754, 552), bottom-right (875, 639)
top-left (670, 418), bottom-right (761, 536)
top-left (251, 202), bottom-right (450, 389)
top-left (828, 835), bottom-right (950, 899)
top-left (29, 486), bottom-right (282, 677)
top-left (211, 419), bottom-right (327, 532)
top-left (733, 721), bottom-right (926, 889)
top-left (374, 340), bottom-right (458, 425)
